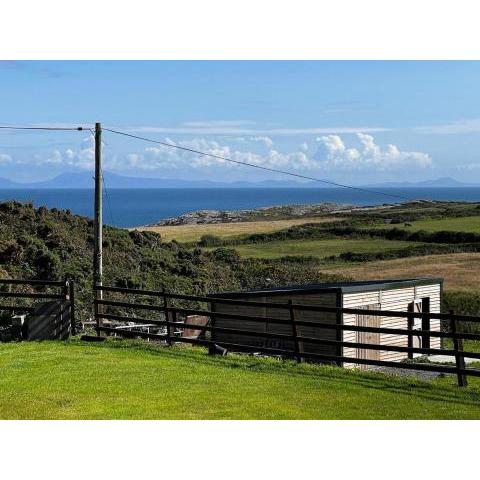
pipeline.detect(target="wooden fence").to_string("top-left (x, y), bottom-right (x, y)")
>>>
top-left (0, 278), bottom-right (76, 335)
top-left (94, 285), bottom-right (480, 387)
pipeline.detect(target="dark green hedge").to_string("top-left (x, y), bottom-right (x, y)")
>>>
top-left (442, 291), bottom-right (480, 334)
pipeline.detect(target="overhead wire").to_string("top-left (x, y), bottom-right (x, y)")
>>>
top-left (0, 125), bottom-right (87, 131)
top-left (103, 127), bottom-right (419, 203)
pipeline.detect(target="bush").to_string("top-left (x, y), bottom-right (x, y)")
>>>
top-left (32, 248), bottom-right (61, 279)
top-left (210, 248), bottom-right (241, 264)
top-left (115, 276), bottom-right (142, 289)
top-left (0, 240), bottom-right (22, 263)
top-left (199, 234), bottom-right (222, 247)
top-left (128, 229), bottom-right (162, 247)
top-left (326, 244), bottom-right (480, 264)
top-left (442, 291), bottom-right (480, 334)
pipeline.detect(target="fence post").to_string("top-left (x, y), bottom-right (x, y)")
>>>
top-left (208, 301), bottom-right (217, 355)
top-left (62, 277), bottom-right (69, 299)
top-left (162, 290), bottom-right (172, 346)
top-left (68, 279), bottom-right (76, 336)
top-left (288, 300), bottom-right (302, 363)
top-left (94, 286), bottom-right (100, 336)
top-left (450, 309), bottom-right (467, 387)
top-left (407, 303), bottom-right (414, 359)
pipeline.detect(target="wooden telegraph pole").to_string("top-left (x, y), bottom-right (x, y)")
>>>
top-left (94, 122), bottom-right (103, 334)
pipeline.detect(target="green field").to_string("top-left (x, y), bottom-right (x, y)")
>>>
top-left (1, 340), bottom-right (480, 420)
top-left (380, 216), bottom-right (480, 233)
top-left (228, 238), bottom-right (425, 259)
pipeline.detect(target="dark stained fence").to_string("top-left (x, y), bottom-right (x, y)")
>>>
top-left (94, 285), bottom-right (480, 387)
top-left (0, 278), bottom-right (76, 337)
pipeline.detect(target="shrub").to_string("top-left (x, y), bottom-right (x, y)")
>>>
top-left (0, 240), bottom-right (22, 263)
top-left (32, 248), bottom-right (61, 279)
top-left (199, 234), bottom-right (222, 247)
top-left (210, 248), bottom-right (241, 264)
top-left (442, 291), bottom-right (480, 334)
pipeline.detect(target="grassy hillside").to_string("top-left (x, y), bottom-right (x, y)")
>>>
top-left (1, 339), bottom-right (480, 420)
top-left (0, 201), bottom-right (345, 320)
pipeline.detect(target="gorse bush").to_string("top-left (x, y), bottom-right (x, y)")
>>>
top-left (199, 234), bottom-right (223, 247)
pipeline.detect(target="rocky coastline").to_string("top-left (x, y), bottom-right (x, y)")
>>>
top-left (147, 203), bottom-right (357, 226)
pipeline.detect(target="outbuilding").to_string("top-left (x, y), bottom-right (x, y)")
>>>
top-left (209, 278), bottom-right (442, 368)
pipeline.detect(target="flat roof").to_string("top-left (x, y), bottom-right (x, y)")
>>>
top-left (210, 277), bottom-right (443, 298)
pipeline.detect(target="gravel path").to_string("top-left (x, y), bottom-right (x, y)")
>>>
top-left (369, 365), bottom-right (451, 381)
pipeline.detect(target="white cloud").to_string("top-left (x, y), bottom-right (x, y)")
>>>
top-left (247, 136), bottom-right (274, 148)
top-left (123, 125), bottom-right (391, 136)
top-left (56, 137), bottom-right (95, 169)
top-left (182, 120), bottom-right (255, 128)
top-left (457, 163), bottom-right (480, 171)
top-left (107, 137), bottom-right (317, 173)
top-left (23, 136), bottom-right (95, 169)
top-left (0, 153), bottom-right (12, 164)
top-left (100, 133), bottom-right (430, 176)
top-left (229, 136), bottom-right (274, 148)
top-left (0, 132), bottom-right (431, 180)
top-left (415, 119), bottom-right (480, 135)
top-left (315, 133), bottom-right (431, 171)
top-left (45, 150), bottom-right (63, 164)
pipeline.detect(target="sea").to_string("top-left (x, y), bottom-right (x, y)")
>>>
top-left (0, 187), bottom-right (479, 228)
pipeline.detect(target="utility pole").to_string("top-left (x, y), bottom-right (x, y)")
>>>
top-left (93, 122), bottom-right (103, 334)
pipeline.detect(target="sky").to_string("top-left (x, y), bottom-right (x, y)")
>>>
top-left (1, 60), bottom-right (480, 184)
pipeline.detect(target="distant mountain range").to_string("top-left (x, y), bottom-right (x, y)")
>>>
top-left (0, 172), bottom-right (318, 189)
top-left (0, 172), bottom-right (478, 189)
top-left (366, 177), bottom-right (480, 188)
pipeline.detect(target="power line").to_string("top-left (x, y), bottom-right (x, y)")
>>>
top-left (0, 125), bottom-right (88, 131)
top-left (103, 127), bottom-right (417, 202)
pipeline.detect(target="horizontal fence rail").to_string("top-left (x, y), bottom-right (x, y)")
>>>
top-left (0, 278), bottom-right (76, 336)
top-left (94, 285), bottom-right (480, 387)
top-left (0, 278), bottom-right (68, 287)
top-left (96, 285), bottom-right (480, 323)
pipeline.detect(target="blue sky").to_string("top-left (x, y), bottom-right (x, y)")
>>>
top-left (1, 60), bottom-right (480, 184)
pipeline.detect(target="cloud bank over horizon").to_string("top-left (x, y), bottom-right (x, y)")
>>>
top-left (0, 132), bottom-right (433, 183)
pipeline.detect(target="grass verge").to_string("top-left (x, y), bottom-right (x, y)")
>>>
top-left (1, 339), bottom-right (480, 419)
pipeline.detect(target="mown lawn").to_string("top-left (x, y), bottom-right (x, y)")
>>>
top-left (229, 238), bottom-right (424, 259)
top-left (1, 339), bottom-right (480, 419)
